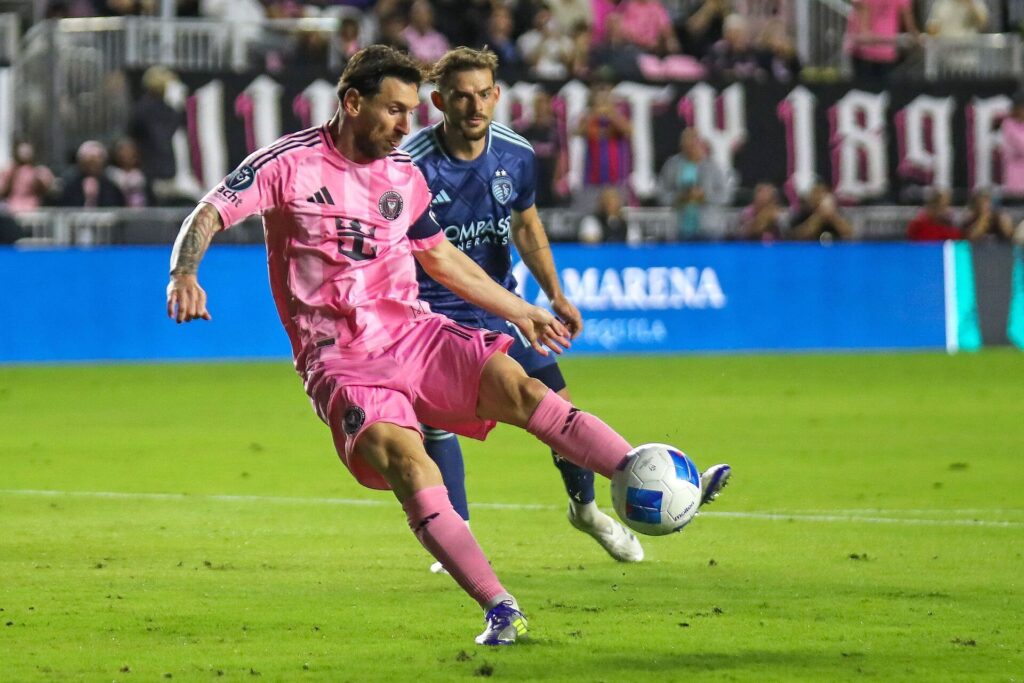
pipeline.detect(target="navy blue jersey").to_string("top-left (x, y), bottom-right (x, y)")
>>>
top-left (402, 122), bottom-right (537, 326)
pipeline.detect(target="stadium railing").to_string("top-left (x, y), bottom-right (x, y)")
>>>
top-left (0, 11), bottom-right (17, 64)
top-left (14, 17), bottom-right (342, 168)
top-left (794, 0), bottom-right (852, 76)
top-left (11, 205), bottom-right (979, 246)
top-left (922, 34), bottom-right (1023, 80)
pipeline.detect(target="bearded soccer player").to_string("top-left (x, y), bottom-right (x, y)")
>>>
top-left (402, 48), bottom-right (729, 570)
top-left (166, 45), bottom-right (729, 646)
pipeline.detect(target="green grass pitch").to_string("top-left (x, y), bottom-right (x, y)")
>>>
top-left (1, 352), bottom-right (1022, 681)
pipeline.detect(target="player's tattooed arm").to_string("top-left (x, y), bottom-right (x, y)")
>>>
top-left (166, 203), bottom-right (224, 323)
top-left (511, 206), bottom-right (584, 339)
top-left (170, 202), bottom-right (223, 276)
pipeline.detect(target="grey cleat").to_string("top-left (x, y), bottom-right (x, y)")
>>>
top-left (699, 464), bottom-right (732, 506)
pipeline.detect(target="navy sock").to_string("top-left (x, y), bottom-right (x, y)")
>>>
top-left (423, 430), bottom-right (470, 521)
top-left (551, 450), bottom-right (596, 505)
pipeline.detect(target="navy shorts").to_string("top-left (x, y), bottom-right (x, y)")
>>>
top-left (472, 312), bottom-right (567, 393)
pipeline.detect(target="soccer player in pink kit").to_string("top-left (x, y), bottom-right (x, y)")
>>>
top-left (166, 46), bottom-right (726, 646)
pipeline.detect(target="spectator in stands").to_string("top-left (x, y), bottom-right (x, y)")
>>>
top-left (679, 0), bottom-right (730, 58)
top-left (376, 13), bottom-right (411, 53)
top-left (517, 4), bottom-right (574, 80)
top-left (56, 141), bottom-right (125, 208)
top-left (617, 0), bottom-right (681, 55)
top-left (758, 18), bottom-right (802, 82)
top-left (104, 0), bottom-right (158, 16)
top-left (128, 66), bottom-right (182, 205)
top-left (588, 13), bottom-right (645, 81)
top-left (549, 0), bottom-right (593, 40)
top-left (704, 14), bottom-right (765, 80)
top-left (907, 188), bottom-right (961, 241)
top-left (962, 189), bottom-right (1014, 242)
top-left (789, 182), bottom-right (854, 242)
top-left (333, 17), bottom-right (363, 65)
top-left (480, 6), bottom-right (521, 75)
top-left (108, 138), bottom-right (151, 208)
top-left (658, 128), bottom-right (732, 239)
top-left (1000, 92), bottom-right (1024, 201)
top-left (434, 0), bottom-right (490, 47)
top-left (200, 0), bottom-right (265, 54)
top-left (0, 140), bottom-right (55, 214)
top-left (926, 0), bottom-right (988, 36)
top-left (568, 21), bottom-right (594, 80)
top-left (590, 0), bottom-right (618, 44)
top-left (579, 186), bottom-right (637, 243)
top-left (45, 0), bottom-right (99, 19)
top-left (738, 182), bottom-right (785, 242)
top-left (403, 0), bottom-right (450, 65)
top-left (517, 90), bottom-right (567, 208)
top-left (575, 75), bottom-right (633, 194)
top-left (845, 0), bottom-right (920, 82)
top-left (737, 0), bottom-right (791, 38)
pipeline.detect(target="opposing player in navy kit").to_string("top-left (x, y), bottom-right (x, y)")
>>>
top-left (402, 47), bottom-right (651, 567)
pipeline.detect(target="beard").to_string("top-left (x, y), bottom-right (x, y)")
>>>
top-left (354, 131), bottom-right (393, 161)
top-left (460, 119), bottom-right (489, 141)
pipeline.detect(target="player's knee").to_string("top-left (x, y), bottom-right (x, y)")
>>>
top-left (355, 424), bottom-right (434, 486)
top-left (510, 376), bottom-right (549, 423)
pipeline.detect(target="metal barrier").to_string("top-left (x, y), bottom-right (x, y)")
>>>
top-left (794, 0), bottom-right (851, 74)
top-left (12, 206), bottom-right (263, 245)
top-left (0, 12), bottom-right (17, 64)
top-left (922, 34), bottom-right (1023, 80)
top-left (12, 17), bottom-right (342, 169)
top-left (11, 205), bottom-right (957, 247)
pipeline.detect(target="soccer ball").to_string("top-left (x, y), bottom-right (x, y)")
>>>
top-left (610, 443), bottom-right (702, 536)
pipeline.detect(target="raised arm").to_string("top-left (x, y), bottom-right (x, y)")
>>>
top-left (414, 237), bottom-right (570, 355)
top-left (166, 202), bottom-right (224, 323)
top-left (511, 205), bottom-right (582, 338)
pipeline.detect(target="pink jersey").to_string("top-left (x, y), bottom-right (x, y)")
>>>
top-left (847, 0), bottom-right (910, 64)
top-left (202, 125), bottom-right (442, 371)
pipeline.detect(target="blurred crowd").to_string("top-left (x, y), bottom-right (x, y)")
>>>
top-left (37, 0), bottom-right (811, 83)
top-left (30, 0), bottom-right (1023, 82)
top-left (3, 0), bottom-right (1024, 244)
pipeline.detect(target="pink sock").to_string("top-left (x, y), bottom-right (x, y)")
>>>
top-left (403, 486), bottom-right (506, 608)
top-left (525, 390), bottom-right (632, 478)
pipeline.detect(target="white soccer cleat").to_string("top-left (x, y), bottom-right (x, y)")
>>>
top-left (475, 600), bottom-right (528, 646)
top-left (568, 503), bottom-right (644, 562)
top-left (699, 464), bottom-right (732, 506)
top-left (429, 561), bottom-right (449, 575)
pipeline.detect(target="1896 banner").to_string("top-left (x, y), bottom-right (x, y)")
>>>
top-left (146, 70), bottom-right (1017, 205)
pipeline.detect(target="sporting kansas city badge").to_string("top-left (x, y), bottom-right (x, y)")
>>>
top-left (378, 190), bottom-right (404, 221)
top-left (491, 169), bottom-right (514, 205)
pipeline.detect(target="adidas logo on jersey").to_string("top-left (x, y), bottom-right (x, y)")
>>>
top-left (430, 189), bottom-right (452, 206)
top-left (307, 187), bottom-right (335, 205)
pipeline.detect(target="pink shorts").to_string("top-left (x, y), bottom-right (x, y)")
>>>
top-left (304, 313), bottom-right (513, 490)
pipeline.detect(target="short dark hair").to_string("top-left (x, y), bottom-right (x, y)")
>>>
top-left (429, 47), bottom-right (499, 94)
top-left (337, 45), bottom-right (423, 102)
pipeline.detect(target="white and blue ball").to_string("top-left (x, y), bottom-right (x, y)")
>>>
top-left (611, 443), bottom-right (702, 536)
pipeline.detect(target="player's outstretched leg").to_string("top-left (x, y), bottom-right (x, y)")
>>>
top-left (423, 426), bottom-right (470, 574)
top-left (354, 421), bottom-right (527, 645)
top-left (477, 354), bottom-right (631, 479)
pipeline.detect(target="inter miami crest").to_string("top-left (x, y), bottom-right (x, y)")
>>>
top-left (225, 164), bottom-right (255, 191)
top-left (491, 169), bottom-right (514, 205)
top-left (342, 406), bottom-right (366, 435)
top-left (378, 190), bottom-right (404, 221)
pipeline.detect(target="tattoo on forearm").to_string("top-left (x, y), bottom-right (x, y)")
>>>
top-left (170, 206), bottom-right (220, 276)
